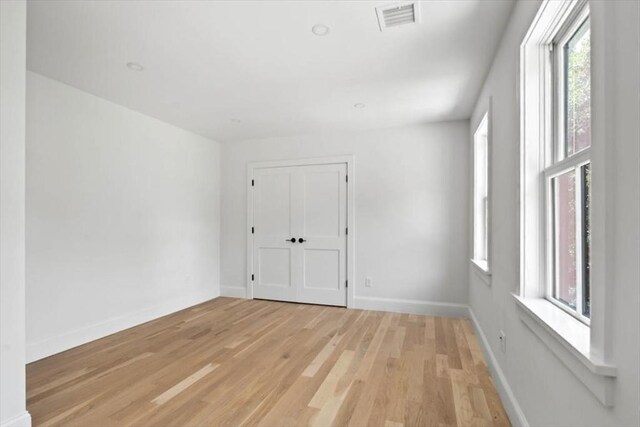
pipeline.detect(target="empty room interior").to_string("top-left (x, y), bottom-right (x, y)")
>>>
top-left (1, 0), bottom-right (639, 426)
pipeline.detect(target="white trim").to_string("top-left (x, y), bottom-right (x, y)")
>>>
top-left (0, 411), bottom-right (31, 427)
top-left (513, 294), bottom-right (615, 375)
top-left (513, 294), bottom-right (616, 406)
top-left (468, 309), bottom-right (529, 427)
top-left (246, 156), bottom-right (355, 308)
top-left (470, 259), bottom-right (492, 286)
top-left (26, 289), bottom-right (219, 363)
top-left (353, 296), bottom-right (468, 318)
top-left (246, 164), bottom-right (254, 298)
top-left (246, 156), bottom-right (353, 170)
top-left (220, 286), bottom-right (247, 299)
top-left (587, 0), bottom-right (614, 363)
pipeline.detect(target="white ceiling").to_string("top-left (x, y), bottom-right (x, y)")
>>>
top-left (27, 0), bottom-right (514, 143)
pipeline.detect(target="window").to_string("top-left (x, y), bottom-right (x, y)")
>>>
top-left (518, 0), bottom-right (616, 404)
top-left (545, 7), bottom-right (591, 323)
top-left (473, 113), bottom-right (489, 272)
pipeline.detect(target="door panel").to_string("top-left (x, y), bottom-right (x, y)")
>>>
top-left (258, 248), bottom-right (291, 287)
top-left (257, 172), bottom-right (291, 236)
top-left (303, 249), bottom-right (340, 290)
top-left (304, 170), bottom-right (342, 237)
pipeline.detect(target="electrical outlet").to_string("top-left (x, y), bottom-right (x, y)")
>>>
top-left (499, 330), bottom-right (506, 353)
top-left (365, 277), bottom-right (372, 287)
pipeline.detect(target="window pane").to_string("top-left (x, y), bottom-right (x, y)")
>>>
top-left (564, 18), bottom-right (591, 157)
top-left (553, 170), bottom-right (577, 309)
top-left (582, 163), bottom-right (591, 318)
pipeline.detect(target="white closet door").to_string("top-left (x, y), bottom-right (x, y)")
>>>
top-left (252, 167), bottom-right (298, 303)
top-left (252, 163), bottom-right (347, 307)
top-left (296, 164), bottom-right (347, 306)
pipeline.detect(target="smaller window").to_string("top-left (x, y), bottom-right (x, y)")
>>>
top-left (473, 113), bottom-right (489, 271)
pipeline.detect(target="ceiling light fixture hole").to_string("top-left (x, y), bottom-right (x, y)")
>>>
top-left (354, 103), bottom-right (366, 109)
top-left (312, 24), bottom-right (331, 36)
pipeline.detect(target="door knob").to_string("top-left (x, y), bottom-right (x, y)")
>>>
top-left (286, 238), bottom-right (296, 243)
top-left (298, 238), bottom-right (306, 243)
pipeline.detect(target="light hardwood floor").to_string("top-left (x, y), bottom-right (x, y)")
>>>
top-left (27, 297), bottom-right (510, 427)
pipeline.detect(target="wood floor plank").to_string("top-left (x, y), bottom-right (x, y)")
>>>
top-left (443, 318), bottom-right (463, 369)
top-left (152, 363), bottom-right (219, 406)
top-left (309, 351), bottom-right (355, 426)
top-left (450, 371), bottom-right (475, 426)
top-left (308, 350), bottom-right (355, 409)
top-left (303, 332), bottom-right (346, 378)
top-left (26, 297), bottom-right (510, 427)
top-left (365, 326), bottom-right (399, 425)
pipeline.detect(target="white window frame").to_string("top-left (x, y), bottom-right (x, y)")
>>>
top-left (518, 0), bottom-right (616, 406)
top-left (472, 111), bottom-right (491, 278)
top-left (544, 5), bottom-right (591, 324)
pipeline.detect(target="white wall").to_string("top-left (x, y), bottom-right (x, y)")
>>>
top-left (0, 2), bottom-right (31, 426)
top-left (25, 72), bottom-right (221, 362)
top-left (220, 122), bottom-right (470, 311)
top-left (469, 1), bottom-right (639, 426)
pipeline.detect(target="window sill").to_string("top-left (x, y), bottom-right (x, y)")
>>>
top-left (513, 293), bottom-right (616, 406)
top-left (470, 259), bottom-right (491, 286)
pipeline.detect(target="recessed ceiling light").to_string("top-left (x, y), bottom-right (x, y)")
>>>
top-left (354, 103), bottom-right (366, 109)
top-left (126, 62), bottom-right (144, 71)
top-left (312, 24), bottom-right (331, 36)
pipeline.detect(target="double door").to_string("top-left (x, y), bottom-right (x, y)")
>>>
top-left (251, 163), bottom-right (347, 306)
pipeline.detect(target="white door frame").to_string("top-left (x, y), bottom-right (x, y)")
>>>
top-left (247, 156), bottom-right (355, 308)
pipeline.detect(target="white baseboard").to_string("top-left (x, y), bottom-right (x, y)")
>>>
top-left (220, 286), bottom-right (247, 298)
top-left (26, 289), bottom-right (219, 363)
top-left (1, 411), bottom-right (31, 427)
top-left (352, 296), bottom-right (469, 318)
top-left (468, 308), bottom-right (529, 427)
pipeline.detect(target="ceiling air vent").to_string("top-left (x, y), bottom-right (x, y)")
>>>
top-left (376, 2), bottom-right (420, 31)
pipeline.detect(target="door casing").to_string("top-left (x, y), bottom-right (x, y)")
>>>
top-left (247, 156), bottom-right (355, 308)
